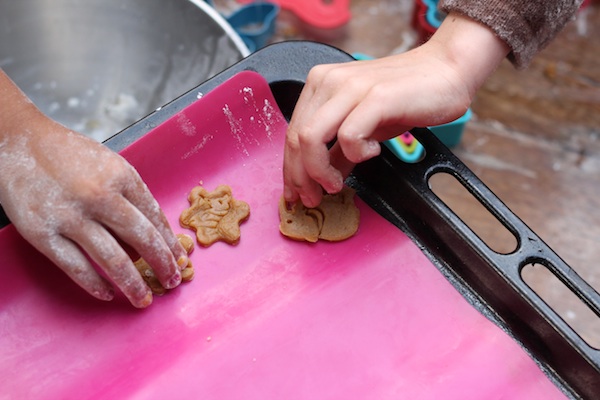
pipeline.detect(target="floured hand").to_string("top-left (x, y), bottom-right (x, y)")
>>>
top-left (0, 70), bottom-right (188, 308)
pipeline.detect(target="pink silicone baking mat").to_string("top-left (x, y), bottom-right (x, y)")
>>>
top-left (0, 71), bottom-right (567, 399)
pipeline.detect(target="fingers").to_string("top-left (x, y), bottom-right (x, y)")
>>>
top-left (337, 91), bottom-right (413, 163)
top-left (284, 66), bottom-right (357, 206)
top-left (52, 193), bottom-right (184, 308)
top-left (96, 191), bottom-right (184, 293)
top-left (284, 104), bottom-right (369, 208)
top-left (336, 100), bottom-right (384, 164)
top-left (122, 178), bottom-right (188, 270)
top-left (34, 234), bottom-right (116, 302)
top-left (328, 141), bottom-right (356, 180)
top-left (64, 221), bottom-right (154, 308)
top-left (58, 177), bottom-right (187, 308)
top-left (283, 133), bottom-right (325, 208)
top-left (1, 113), bottom-right (188, 307)
top-left (283, 60), bottom-right (420, 208)
top-left (73, 161), bottom-right (187, 307)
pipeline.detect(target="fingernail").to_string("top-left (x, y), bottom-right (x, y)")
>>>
top-left (283, 185), bottom-right (293, 201)
top-left (363, 139), bottom-right (381, 159)
top-left (166, 271), bottom-right (182, 289)
top-left (138, 292), bottom-right (153, 308)
top-left (327, 178), bottom-right (344, 194)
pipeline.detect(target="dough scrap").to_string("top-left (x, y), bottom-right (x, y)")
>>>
top-left (180, 184), bottom-right (250, 246)
top-left (279, 186), bottom-right (360, 242)
top-left (134, 233), bottom-right (195, 296)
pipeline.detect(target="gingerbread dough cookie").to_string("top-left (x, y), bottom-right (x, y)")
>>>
top-left (279, 186), bottom-right (360, 243)
top-left (134, 233), bottom-right (195, 296)
top-left (180, 184), bottom-right (250, 246)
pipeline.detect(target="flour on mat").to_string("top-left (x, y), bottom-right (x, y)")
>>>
top-left (182, 134), bottom-right (214, 160)
top-left (223, 104), bottom-right (251, 156)
top-left (176, 113), bottom-right (197, 137)
top-left (239, 87), bottom-right (280, 141)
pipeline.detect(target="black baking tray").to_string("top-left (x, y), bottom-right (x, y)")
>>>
top-left (4, 41), bottom-right (600, 399)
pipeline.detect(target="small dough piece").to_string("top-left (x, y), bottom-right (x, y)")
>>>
top-left (177, 232), bottom-right (195, 254)
top-left (278, 198), bottom-right (321, 243)
top-left (134, 233), bottom-right (195, 296)
top-left (317, 187), bottom-right (360, 241)
top-left (279, 186), bottom-right (360, 242)
top-left (177, 234), bottom-right (195, 282)
top-left (180, 185), bottom-right (250, 246)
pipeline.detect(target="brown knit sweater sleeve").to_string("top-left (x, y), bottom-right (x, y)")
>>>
top-left (438, 0), bottom-right (583, 68)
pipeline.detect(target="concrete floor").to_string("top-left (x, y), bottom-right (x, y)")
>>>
top-left (248, 0), bottom-right (600, 348)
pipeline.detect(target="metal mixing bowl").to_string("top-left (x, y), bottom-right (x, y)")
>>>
top-left (0, 0), bottom-right (249, 142)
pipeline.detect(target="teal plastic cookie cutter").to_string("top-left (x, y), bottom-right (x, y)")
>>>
top-left (204, 1), bottom-right (279, 52)
top-left (227, 2), bottom-right (279, 52)
top-left (423, 0), bottom-right (445, 29)
top-left (385, 132), bottom-right (426, 164)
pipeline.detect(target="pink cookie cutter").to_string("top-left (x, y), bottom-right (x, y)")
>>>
top-left (238, 0), bottom-right (351, 29)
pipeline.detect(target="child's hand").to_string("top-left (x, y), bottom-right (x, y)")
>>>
top-left (0, 85), bottom-right (188, 307)
top-left (283, 13), bottom-right (509, 208)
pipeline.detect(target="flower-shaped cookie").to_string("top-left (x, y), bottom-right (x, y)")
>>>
top-left (180, 185), bottom-right (250, 246)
